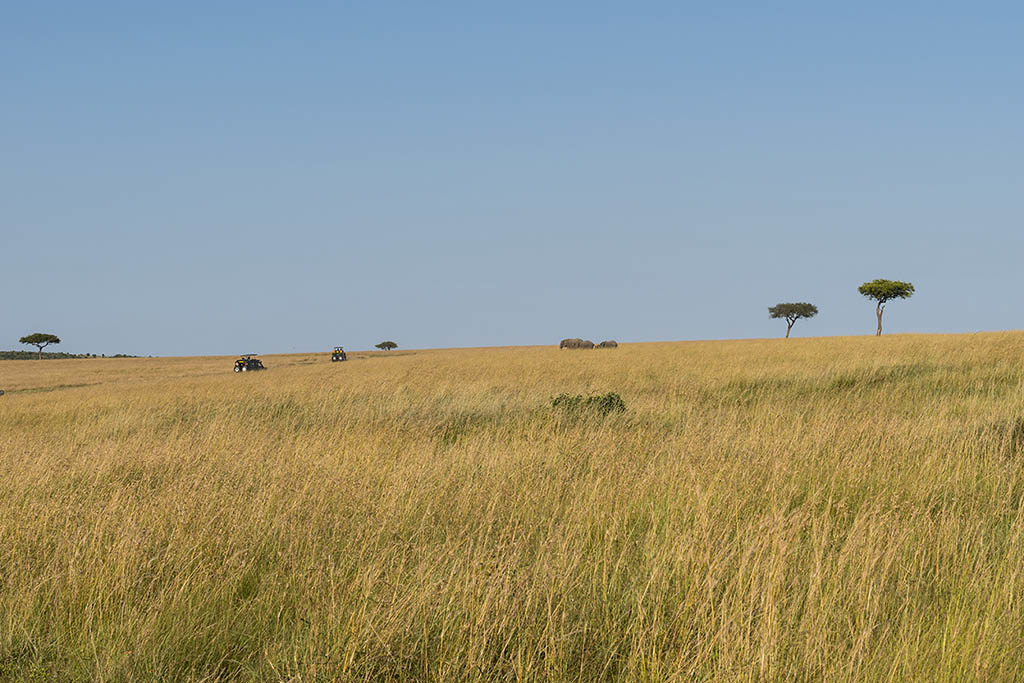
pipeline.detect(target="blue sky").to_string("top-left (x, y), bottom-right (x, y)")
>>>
top-left (3, 2), bottom-right (1022, 355)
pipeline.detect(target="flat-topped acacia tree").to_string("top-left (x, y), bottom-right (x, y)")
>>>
top-left (768, 303), bottom-right (818, 339)
top-left (858, 279), bottom-right (914, 336)
top-left (19, 333), bottom-right (61, 359)
top-left (375, 341), bottom-right (397, 351)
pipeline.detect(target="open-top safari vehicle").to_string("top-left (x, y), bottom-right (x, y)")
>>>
top-left (234, 355), bottom-right (265, 372)
top-left (331, 346), bottom-right (347, 362)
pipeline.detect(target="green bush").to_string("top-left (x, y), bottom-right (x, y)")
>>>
top-left (551, 392), bottom-right (626, 416)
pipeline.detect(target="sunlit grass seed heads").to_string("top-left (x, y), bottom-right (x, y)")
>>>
top-left (3, 335), bottom-right (1024, 680)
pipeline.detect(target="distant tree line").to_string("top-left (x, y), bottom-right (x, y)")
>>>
top-left (0, 350), bottom-right (139, 360)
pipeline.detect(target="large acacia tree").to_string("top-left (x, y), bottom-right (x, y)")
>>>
top-left (19, 333), bottom-right (61, 359)
top-left (858, 279), bottom-right (914, 336)
top-left (768, 302), bottom-right (818, 339)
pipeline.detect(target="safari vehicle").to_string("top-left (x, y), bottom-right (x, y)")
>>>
top-left (233, 355), bottom-right (265, 372)
top-left (331, 346), bottom-right (347, 362)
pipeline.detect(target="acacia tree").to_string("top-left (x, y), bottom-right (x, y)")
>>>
top-left (858, 279), bottom-right (914, 336)
top-left (768, 302), bottom-right (818, 339)
top-left (19, 333), bottom-right (61, 359)
top-left (375, 341), bottom-right (397, 351)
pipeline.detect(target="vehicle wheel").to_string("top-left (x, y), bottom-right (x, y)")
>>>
top-left (241, 365), bottom-right (248, 371)
top-left (234, 366), bottom-right (241, 373)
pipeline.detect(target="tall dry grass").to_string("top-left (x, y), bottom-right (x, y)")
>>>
top-left (3, 334), bottom-right (1024, 680)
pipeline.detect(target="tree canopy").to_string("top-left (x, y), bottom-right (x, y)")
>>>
top-left (376, 341), bottom-right (398, 351)
top-left (19, 333), bottom-right (61, 359)
top-left (857, 279), bottom-right (914, 335)
top-left (768, 303), bottom-right (818, 338)
top-left (857, 279), bottom-right (915, 304)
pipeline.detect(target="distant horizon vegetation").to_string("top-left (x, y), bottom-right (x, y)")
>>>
top-left (0, 351), bottom-right (142, 360)
top-left (6, 330), bottom-right (1005, 360)
top-left (6, 279), bottom-right (923, 358)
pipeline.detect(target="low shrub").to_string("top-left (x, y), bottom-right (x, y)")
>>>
top-left (551, 392), bottom-right (626, 416)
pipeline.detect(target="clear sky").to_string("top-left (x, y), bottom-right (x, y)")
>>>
top-left (3, 2), bottom-right (1022, 356)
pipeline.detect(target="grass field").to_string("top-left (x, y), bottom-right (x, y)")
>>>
top-left (3, 334), bottom-right (1024, 681)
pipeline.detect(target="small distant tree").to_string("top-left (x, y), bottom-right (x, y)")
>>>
top-left (19, 333), bottom-right (61, 359)
top-left (768, 302), bottom-right (818, 339)
top-left (858, 279), bottom-right (915, 336)
top-left (376, 341), bottom-right (398, 351)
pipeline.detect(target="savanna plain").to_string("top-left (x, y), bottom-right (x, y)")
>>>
top-left (3, 334), bottom-right (1024, 681)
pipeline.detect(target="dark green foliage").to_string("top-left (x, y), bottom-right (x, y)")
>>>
top-left (551, 392), bottom-right (626, 416)
top-left (768, 303), bottom-right (818, 338)
top-left (376, 341), bottom-right (398, 351)
top-left (19, 332), bottom-right (60, 359)
top-left (857, 279), bottom-right (915, 303)
top-left (0, 350), bottom-right (113, 360)
top-left (768, 303), bottom-right (818, 320)
top-left (18, 333), bottom-right (60, 345)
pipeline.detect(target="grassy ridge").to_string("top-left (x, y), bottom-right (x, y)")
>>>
top-left (2, 335), bottom-right (1024, 680)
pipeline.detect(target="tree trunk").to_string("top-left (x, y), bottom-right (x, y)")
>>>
top-left (785, 321), bottom-right (793, 338)
top-left (36, 345), bottom-right (42, 360)
top-left (876, 302), bottom-right (884, 336)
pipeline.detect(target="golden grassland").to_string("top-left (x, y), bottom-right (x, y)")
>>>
top-left (3, 334), bottom-right (1024, 680)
